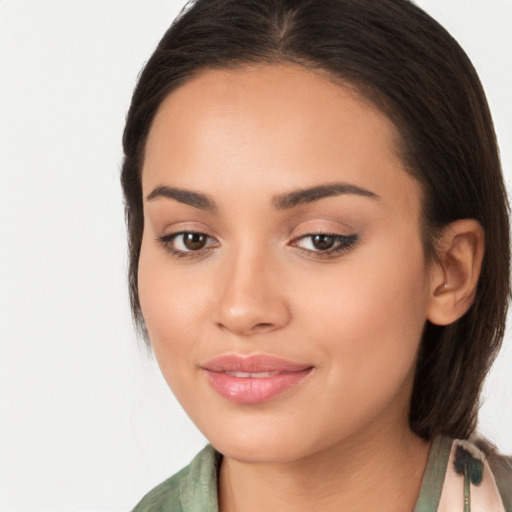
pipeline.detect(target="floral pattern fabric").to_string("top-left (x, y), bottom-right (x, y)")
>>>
top-left (437, 440), bottom-right (506, 512)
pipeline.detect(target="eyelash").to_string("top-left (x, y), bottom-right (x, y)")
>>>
top-left (291, 233), bottom-right (359, 259)
top-left (157, 231), bottom-right (359, 260)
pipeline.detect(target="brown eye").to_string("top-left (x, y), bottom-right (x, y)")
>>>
top-left (158, 231), bottom-right (218, 257)
top-left (183, 232), bottom-right (208, 251)
top-left (291, 232), bottom-right (359, 258)
top-left (311, 234), bottom-right (335, 251)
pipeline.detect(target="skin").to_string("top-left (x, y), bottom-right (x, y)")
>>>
top-left (138, 64), bottom-right (483, 511)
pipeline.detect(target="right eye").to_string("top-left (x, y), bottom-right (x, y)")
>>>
top-left (158, 231), bottom-right (219, 257)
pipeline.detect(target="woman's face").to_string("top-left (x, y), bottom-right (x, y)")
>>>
top-left (139, 64), bottom-right (434, 462)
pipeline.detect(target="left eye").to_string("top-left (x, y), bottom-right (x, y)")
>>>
top-left (292, 233), bottom-right (358, 253)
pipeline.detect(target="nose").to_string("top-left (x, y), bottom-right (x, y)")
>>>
top-left (213, 248), bottom-right (291, 337)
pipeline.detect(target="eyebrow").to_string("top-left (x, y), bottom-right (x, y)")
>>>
top-left (145, 181), bottom-right (379, 212)
top-left (146, 186), bottom-right (218, 212)
top-left (273, 182), bottom-right (379, 209)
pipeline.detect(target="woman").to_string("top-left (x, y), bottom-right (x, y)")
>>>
top-left (122, 0), bottom-right (512, 510)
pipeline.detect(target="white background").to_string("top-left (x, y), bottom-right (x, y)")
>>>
top-left (0, 1), bottom-right (511, 511)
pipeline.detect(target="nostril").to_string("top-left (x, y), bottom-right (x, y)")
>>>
top-left (215, 320), bottom-right (281, 336)
top-left (254, 322), bottom-right (274, 330)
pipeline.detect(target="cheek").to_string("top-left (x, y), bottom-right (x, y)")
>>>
top-left (137, 237), bottom-right (210, 359)
top-left (294, 235), bottom-right (429, 383)
top-left (289, 245), bottom-right (429, 442)
top-left (137, 246), bottom-right (214, 411)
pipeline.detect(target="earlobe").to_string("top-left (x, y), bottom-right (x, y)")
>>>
top-left (427, 219), bottom-right (485, 326)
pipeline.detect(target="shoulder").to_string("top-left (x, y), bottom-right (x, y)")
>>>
top-left (418, 435), bottom-right (512, 512)
top-left (132, 444), bottom-right (221, 512)
top-left (131, 466), bottom-right (186, 512)
top-left (473, 436), bottom-right (512, 511)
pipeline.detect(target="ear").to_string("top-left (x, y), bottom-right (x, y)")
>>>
top-left (427, 219), bottom-right (485, 326)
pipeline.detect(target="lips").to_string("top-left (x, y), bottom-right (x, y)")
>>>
top-left (201, 354), bottom-right (313, 404)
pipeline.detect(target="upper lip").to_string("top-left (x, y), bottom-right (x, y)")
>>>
top-left (201, 354), bottom-right (312, 373)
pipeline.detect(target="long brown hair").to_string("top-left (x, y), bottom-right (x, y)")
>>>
top-left (121, 0), bottom-right (510, 440)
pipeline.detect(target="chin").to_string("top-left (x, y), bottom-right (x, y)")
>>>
top-left (199, 413), bottom-right (344, 465)
top-left (211, 433), bottom-right (308, 464)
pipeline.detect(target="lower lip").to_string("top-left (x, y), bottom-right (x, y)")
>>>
top-left (204, 369), bottom-right (313, 404)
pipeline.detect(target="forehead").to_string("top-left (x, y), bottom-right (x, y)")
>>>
top-left (143, 64), bottom-right (421, 219)
top-left (146, 63), bottom-right (400, 160)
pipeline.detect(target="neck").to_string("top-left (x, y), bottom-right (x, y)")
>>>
top-left (218, 421), bottom-right (431, 512)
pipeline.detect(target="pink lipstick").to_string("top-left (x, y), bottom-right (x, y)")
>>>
top-left (202, 354), bottom-right (313, 404)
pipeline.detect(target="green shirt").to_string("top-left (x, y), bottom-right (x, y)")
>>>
top-left (133, 436), bottom-right (512, 511)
